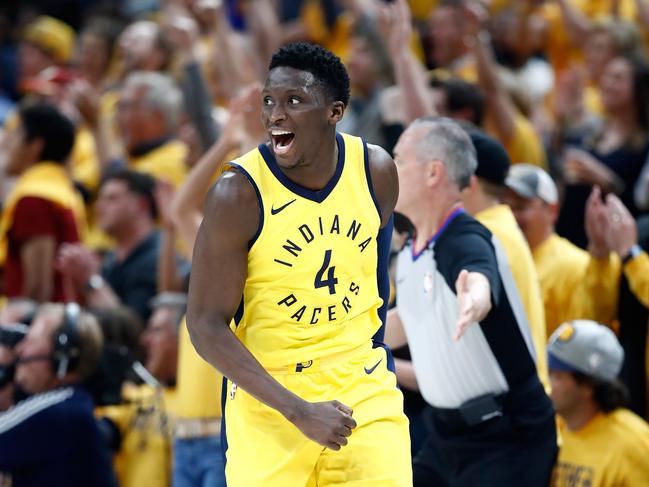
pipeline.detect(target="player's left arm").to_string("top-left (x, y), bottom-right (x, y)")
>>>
top-left (367, 144), bottom-right (399, 228)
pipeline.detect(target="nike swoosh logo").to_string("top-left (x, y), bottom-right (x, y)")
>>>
top-left (270, 199), bottom-right (296, 215)
top-left (364, 359), bottom-right (383, 375)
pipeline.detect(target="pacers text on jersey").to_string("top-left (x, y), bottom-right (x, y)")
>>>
top-left (274, 212), bottom-right (372, 325)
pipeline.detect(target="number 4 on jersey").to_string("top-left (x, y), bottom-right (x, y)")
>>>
top-left (314, 249), bottom-right (338, 295)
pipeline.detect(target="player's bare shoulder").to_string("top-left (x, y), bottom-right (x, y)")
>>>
top-left (366, 143), bottom-right (398, 227)
top-left (203, 167), bottom-right (260, 243)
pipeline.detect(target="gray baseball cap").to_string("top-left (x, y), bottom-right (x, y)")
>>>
top-left (505, 164), bottom-right (558, 204)
top-left (548, 320), bottom-right (624, 382)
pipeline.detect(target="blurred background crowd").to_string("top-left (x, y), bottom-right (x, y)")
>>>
top-left (0, 0), bottom-right (649, 485)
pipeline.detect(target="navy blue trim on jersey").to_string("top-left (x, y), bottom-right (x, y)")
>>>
top-left (257, 133), bottom-right (345, 203)
top-left (220, 376), bottom-right (229, 485)
top-left (372, 340), bottom-right (396, 373)
top-left (362, 139), bottom-right (382, 222)
top-left (372, 214), bottom-right (393, 344)
top-left (233, 299), bottom-right (244, 327)
top-left (229, 162), bottom-right (264, 249)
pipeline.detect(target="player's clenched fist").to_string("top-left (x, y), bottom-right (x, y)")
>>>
top-left (291, 400), bottom-right (357, 450)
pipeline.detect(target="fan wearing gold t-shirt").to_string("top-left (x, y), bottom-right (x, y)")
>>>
top-left (548, 320), bottom-right (649, 487)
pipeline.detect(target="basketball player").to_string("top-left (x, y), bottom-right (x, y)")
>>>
top-left (187, 43), bottom-right (412, 486)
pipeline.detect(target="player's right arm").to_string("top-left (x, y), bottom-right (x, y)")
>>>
top-left (187, 169), bottom-right (356, 450)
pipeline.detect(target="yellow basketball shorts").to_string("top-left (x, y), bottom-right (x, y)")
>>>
top-left (222, 343), bottom-right (412, 486)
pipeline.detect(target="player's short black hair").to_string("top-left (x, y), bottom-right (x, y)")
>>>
top-left (269, 42), bottom-right (350, 107)
top-left (19, 101), bottom-right (75, 163)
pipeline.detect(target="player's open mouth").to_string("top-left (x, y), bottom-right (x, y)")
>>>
top-left (271, 129), bottom-right (295, 156)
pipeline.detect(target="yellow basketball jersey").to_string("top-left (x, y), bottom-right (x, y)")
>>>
top-left (229, 133), bottom-right (383, 369)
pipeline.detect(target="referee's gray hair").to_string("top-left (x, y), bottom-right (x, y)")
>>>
top-left (124, 71), bottom-right (183, 132)
top-left (410, 117), bottom-right (477, 190)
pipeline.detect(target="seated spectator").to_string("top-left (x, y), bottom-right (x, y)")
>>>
top-left (57, 170), bottom-right (160, 321)
top-left (97, 293), bottom-right (181, 487)
top-left (85, 306), bottom-right (143, 407)
top-left (140, 293), bottom-right (182, 386)
top-left (0, 302), bottom-right (116, 486)
top-left (548, 320), bottom-right (649, 486)
top-left (0, 101), bottom-right (85, 303)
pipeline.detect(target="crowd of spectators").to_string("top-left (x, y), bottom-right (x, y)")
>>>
top-left (1, 0), bottom-right (649, 485)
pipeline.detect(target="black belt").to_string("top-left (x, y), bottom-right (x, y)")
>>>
top-left (430, 375), bottom-right (546, 430)
top-left (431, 393), bottom-right (506, 430)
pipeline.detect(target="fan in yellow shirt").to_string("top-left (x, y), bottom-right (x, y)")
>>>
top-left (98, 383), bottom-right (175, 487)
top-left (169, 317), bottom-right (225, 487)
top-left (96, 294), bottom-right (183, 487)
top-left (82, 71), bottom-right (188, 251)
top-left (548, 320), bottom-right (649, 487)
top-left (504, 165), bottom-right (617, 337)
top-left (461, 131), bottom-right (549, 389)
top-left (116, 72), bottom-right (188, 188)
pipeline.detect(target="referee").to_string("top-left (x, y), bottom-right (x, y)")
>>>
top-left (388, 117), bottom-right (557, 486)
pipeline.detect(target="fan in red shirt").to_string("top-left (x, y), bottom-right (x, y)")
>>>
top-left (1, 102), bottom-right (83, 302)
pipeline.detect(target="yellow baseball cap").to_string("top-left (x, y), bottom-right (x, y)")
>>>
top-left (23, 16), bottom-right (75, 63)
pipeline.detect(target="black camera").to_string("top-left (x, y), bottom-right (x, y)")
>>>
top-left (0, 324), bottom-right (28, 389)
top-left (0, 323), bottom-right (29, 348)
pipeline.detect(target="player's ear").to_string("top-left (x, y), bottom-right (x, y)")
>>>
top-left (329, 101), bottom-right (345, 124)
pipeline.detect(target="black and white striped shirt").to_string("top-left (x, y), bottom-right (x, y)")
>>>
top-left (396, 211), bottom-right (538, 409)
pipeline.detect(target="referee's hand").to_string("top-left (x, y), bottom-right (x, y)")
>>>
top-left (454, 269), bottom-right (492, 340)
top-left (291, 400), bottom-right (357, 450)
